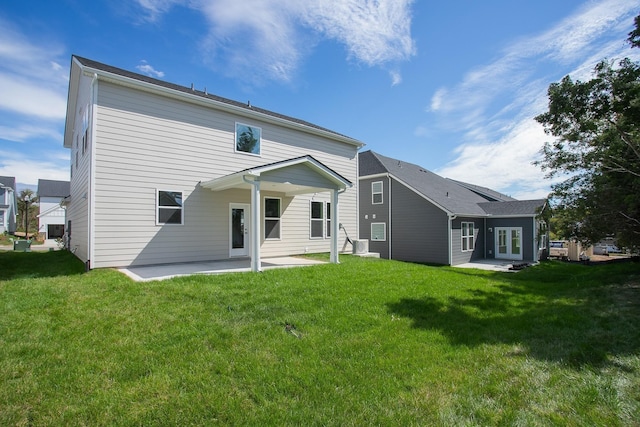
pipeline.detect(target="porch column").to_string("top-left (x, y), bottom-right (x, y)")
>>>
top-left (251, 180), bottom-right (261, 272)
top-left (330, 189), bottom-right (339, 264)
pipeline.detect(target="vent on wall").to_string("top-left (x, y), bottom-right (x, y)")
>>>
top-left (352, 239), bottom-right (369, 255)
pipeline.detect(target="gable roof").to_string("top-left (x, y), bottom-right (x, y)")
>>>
top-left (38, 179), bottom-right (71, 198)
top-left (0, 176), bottom-right (16, 190)
top-left (66, 56), bottom-right (364, 149)
top-left (202, 155), bottom-right (351, 195)
top-left (359, 150), bottom-right (489, 216)
top-left (358, 150), bottom-right (545, 217)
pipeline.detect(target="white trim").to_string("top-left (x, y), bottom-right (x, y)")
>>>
top-left (263, 196), bottom-right (281, 240)
top-left (371, 181), bottom-right (383, 205)
top-left (495, 227), bottom-right (523, 261)
top-left (229, 203), bottom-right (251, 257)
top-left (156, 189), bottom-right (184, 226)
top-left (461, 221), bottom-right (475, 252)
top-left (309, 200), bottom-right (324, 240)
top-left (359, 172), bottom-right (390, 180)
top-left (371, 222), bottom-right (386, 241)
top-left (388, 175), bottom-right (392, 259)
top-left (234, 122), bottom-right (262, 157)
top-left (88, 76), bottom-right (98, 269)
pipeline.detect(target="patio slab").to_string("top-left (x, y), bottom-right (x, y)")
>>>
top-left (119, 256), bottom-right (326, 282)
top-left (454, 259), bottom-right (537, 272)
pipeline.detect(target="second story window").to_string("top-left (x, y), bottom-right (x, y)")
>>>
top-left (372, 181), bottom-right (383, 204)
top-left (235, 123), bottom-right (261, 156)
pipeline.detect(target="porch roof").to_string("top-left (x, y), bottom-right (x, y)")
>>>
top-left (200, 155), bottom-right (352, 195)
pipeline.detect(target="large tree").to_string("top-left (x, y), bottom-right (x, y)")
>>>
top-left (535, 15), bottom-right (640, 248)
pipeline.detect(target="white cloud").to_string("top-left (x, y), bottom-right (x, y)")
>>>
top-left (389, 70), bottom-right (402, 86)
top-left (134, 0), bottom-right (415, 83)
top-left (0, 150), bottom-right (69, 186)
top-left (136, 60), bottom-right (165, 78)
top-left (0, 124), bottom-right (63, 143)
top-left (428, 0), bottom-right (638, 200)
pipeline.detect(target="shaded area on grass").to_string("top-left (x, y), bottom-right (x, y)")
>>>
top-left (0, 250), bottom-right (86, 280)
top-left (388, 261), bottom-right (640, 369)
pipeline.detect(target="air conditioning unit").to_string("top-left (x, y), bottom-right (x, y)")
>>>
top-left (352, 239), bottom-right (369, 255)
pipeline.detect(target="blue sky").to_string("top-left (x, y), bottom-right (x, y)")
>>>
top-left (1, 0), bottom-right (638, 198)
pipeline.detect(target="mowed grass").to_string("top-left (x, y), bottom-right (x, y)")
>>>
top-left (1, 251), bottom-right (639, 426)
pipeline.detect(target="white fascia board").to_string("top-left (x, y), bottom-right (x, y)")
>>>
top-left (80, 64), bottom-right (364, 149)
top-left (359, 172), bottom-right (390, 180)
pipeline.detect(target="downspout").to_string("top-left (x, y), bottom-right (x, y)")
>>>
top-left (243, 175), bottom-right (261, 272)
top-left (388, 175), bottom-right (392, 259)
top-left (447, 214), bottom-right (457, 266)
top-left (88, 72), bottom-right (98, 270)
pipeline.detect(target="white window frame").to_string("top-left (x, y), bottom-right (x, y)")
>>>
top-left (235, 122), bottom-right (262, 156)
top-left (371, 222), bottom-right (386, 241)
top-left (156, 190), bottom-right (184, 225)
top-left (326, 202), bottom-right (331, 238)
top-left (264, 197), bottom-right (281, 240)
top-left (371, 181), bottom-right (383, 204)
top-left (310, 201), bottom-right (324, 239)
top-left (461, 221), bottom-right (474, 252)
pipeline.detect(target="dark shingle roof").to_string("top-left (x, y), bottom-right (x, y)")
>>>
top-left (38, 179), bottom-right (70, 198)
top-left (0, 176), bottom-right (16, 190)
top-left (359, 150), bottom-right (489, 215)
top-left (447, 179), bottom-right (517, 202)
top-left (479, 199), bottom-right (546, 216)
top-left (359, 150), bottom-right (545, 217)
top-left (73, 55), bottom-right (362, 146)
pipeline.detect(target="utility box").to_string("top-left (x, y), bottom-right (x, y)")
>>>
top-left (13, 240), bottom-right (32, 252)
top-left (352, 239), bottom-right (369, 255)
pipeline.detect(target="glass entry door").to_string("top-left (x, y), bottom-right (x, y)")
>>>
top-left (495, 227), bottom-right (523, 260)
top-left (230, 203), bottom-right (250, 257)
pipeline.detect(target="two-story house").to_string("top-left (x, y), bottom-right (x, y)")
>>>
top-left (37, 179), bottom-right (70, 240)
top-left (0, 176), bottom-right (17, 235)
top-left (63, 56), bottom-right (362, 271)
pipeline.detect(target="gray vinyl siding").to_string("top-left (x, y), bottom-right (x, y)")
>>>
top-left (450, 217), bottom-right (484, 265)
top-left (485, 217), bottom-right (536, 261)
top-left (390, 179), bottom-right (449, 265)
top-left (359, 176), bottom-right (390, 258)
top-left (66, 73), bottom-right (93, 263)
top-left (90, 81), bottom-right (357, 268)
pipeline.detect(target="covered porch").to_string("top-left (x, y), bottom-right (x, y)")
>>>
top-left (200, 155), bottom-right (352, 272)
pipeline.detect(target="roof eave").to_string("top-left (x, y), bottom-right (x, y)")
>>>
top-left (77, 60), bottom-right (364, 148)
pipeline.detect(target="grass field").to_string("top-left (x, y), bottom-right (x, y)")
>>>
top-left (1, 251), bottom-right (639, 425)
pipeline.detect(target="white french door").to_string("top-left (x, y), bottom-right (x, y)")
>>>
top-left (495, 227), bottom-right (523, 260)
top-left (229, 203), bottom-right (250, 257)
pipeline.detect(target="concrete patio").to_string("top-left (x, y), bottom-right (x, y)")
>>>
top-left (119, 256), bottom-right (327, 282)
top-left (455, 259), bottom-right (537, 272)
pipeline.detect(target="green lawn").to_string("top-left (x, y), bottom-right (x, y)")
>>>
top-left (1, 251), bottom-right (639, 426)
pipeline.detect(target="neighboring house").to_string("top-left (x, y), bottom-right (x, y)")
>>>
top-left (359, 150), bottom-right (548, 265)
top-left (63, 56), bottom-right (362, 271)
top-left (0, 176), bottom-right (17, 234)
top-left (37, 179), bottom-right (70, 240)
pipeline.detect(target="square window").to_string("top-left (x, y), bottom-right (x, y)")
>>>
top-left (371, 222), bottom-right (386, 241)
top-left (235, 123), bottom-right (261, 155)
top-left (157, 190), bottom-right (183, 225)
